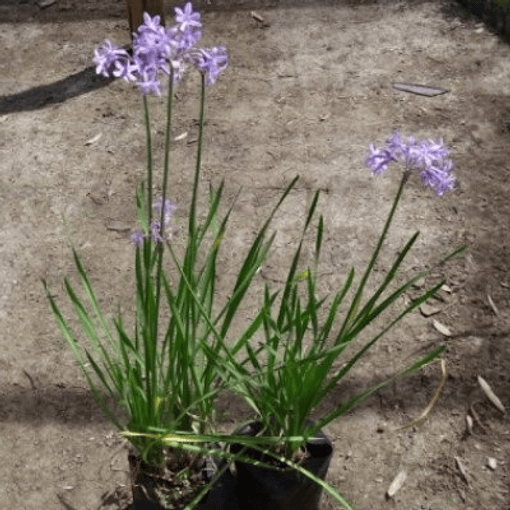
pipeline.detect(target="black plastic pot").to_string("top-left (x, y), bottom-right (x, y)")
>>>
top-left (229, 421), bottom-right (333, 510)
top-left (128, 446), bottom-right (225, 510)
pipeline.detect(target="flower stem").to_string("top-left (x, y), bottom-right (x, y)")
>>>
top-left (143, 95), bottom-right (153, 237)
top-left (142, 94), bottom-right (155, 425)
top-left (339, 169), bottom-right (409, 337)
top-left (189, 72), bottom-right (206, 240)
top-left (154, 69), bottom-right (175, 323)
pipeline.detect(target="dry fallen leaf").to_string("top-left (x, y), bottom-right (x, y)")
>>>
top-left (84, 133), bottom-right (102, 146)
top-left (487, 457), bottom-right (497, 470)
top-left (454, 456), bottom-right (470, 484)
top-left (173, 132), bottom-right (188, 142)
top-left (441, 284), bottom-right (452, 293)
top-left (420, 303), bottom-right (442, 317)
top-left (432, 320), bottom-right (452, 337)
top-left (37, 0), bottom-right (57, 8)
top-left (487, 294), bottom-right (499, 316)
top-left (465, 414), bottom-right (473, 435)
top-left (395, 358), bottom-right (447, 431)
top-left (392, 82), bottom-right (449, 97)
top-left (251, 11), bottom-right (264, 22)
top-left (387, 470), bottom-right (406, 498)
top-left (477, 376), bottom-right (506, 414)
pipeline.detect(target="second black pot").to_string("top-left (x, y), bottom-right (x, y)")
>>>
top-left (229, 421), bottom-right (333, 510)
top-left (128, 445), bottom-right (225, 510)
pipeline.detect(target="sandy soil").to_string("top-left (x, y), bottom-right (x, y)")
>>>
top-left (1, 0), bottom-right (509, 509)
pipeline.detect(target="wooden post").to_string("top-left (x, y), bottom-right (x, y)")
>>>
top-left (126, 0), bottom-right (165, 38)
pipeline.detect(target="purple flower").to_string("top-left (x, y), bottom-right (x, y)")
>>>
top-left (93, 6), bottom-right (226, 94)
top-left (132, 230), bottom-right (145, 247)
top-left (194, 45), bottom-right (228, 85)
top-left (169, 59), bottom-right (185, 85)
top-left (112, 57), bottom-right (138, 82)
top-left (419, 154), bottom-right (455, 196)
top-left (132, 199), bottom-right (178, 246)
top-left (136, 70), bottom-right (163, 96)
top-left (134, 13), bottom-right (173, 62)
top-left (154, 198), bottom-right (177, 226)
top-left (150, 220), bottom-right (164, 243)
top-left (149, 198), bottom-right (178, 243)
top-left (177, 26), bottom-right (202, 54)
top-left (93, 41), bottom-right (130, 77)
top-left (365, 144), bottom-right (398, 175)
top-left (386, 130), bottom-right (405, 154)
top-left (175, 2), bottom-right (202, 32)
top-left (137, 12), bottom-right (164, 34)
top-left (365, 131), bottom-right (456, 195)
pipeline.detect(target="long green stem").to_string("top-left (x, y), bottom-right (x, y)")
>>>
top-left (142, 96), bottom-right (154, 241)
top-left (338, 169), bottom-right (410, 339)
top-left (154, 69), bottom-right (175, 341)
top-left (161, 69), bottom-right (175, 215)
top-left (142, 96), bottom-right (155, 423)
top-left (185, 73), bottom-right (206, 390)
top-left (189, 73), bottom-right (206, 240)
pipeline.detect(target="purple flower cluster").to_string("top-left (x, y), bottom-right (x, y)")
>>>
top-left (93, 2), bottom-right (228, 95)
top-left (132, 198), bottom-right (178, 246)
top-left (365, 131), bottom-right (455, 196)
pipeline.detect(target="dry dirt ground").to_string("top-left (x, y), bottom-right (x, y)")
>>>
top-left (1, 0), bottom-right (510, 509)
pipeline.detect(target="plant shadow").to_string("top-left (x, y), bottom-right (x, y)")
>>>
top-left (0, 64), bottom-right (116, 116)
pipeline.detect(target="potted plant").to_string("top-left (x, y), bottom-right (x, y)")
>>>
top-left (44, 5), bottom-right (234, 509)
top-left (217, 132), bottom-right (464, 510)
top-left (44, 4), bottom-right (339, 509)
top-left (135, 132), bottom-right (463, 510)
top-left (43, 3), bottom-right (465, 509)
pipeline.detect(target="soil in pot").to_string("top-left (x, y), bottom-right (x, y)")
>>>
top-left (128, 446), bottom-right (222, 510)
top-left (229, 421), bottom-right (333, 510)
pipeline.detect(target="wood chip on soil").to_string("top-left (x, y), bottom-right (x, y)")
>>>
top-left (387, 470), bottom-right (406, 498)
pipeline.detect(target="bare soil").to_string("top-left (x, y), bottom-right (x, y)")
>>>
top-left (1, 1), bottom-right (509, 509)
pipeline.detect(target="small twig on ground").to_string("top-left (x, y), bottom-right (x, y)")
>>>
top-left (23, 370), bottom-right (37, 390)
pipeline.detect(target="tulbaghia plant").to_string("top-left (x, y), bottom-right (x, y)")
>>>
top-left (207, 131), bottom-right (463, 465)
top-left (44, 4), bottom-right (321, 492)
top-left (138, 129), bottom-right (463, 510)
top-left (43, 3), bottom-right (464, 508)
top-left (44, 4), bottom-right (236, 469)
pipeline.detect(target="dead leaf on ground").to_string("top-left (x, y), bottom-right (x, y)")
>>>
top-left (387, 470), bottom-right (406, 498)
top-left (84, 133), bottom-right (102, 146)
top-left (420, 302), bottom-right (442, 317)
top-left (251, 11), bottom-right (264, 22)
top-left (455, 456), bottom-right (470, 484)
top-left (487, 294), bottom-right (499, 316)
top-left (432, 320), bottom-right (452, 336)
top-left (477, 376), bottom-right (506, 414)
top-left (392, 82), bottom-right (449, 96)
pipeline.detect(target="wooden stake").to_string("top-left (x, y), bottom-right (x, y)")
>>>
top-left (125, 0), bottom-right (165, 39)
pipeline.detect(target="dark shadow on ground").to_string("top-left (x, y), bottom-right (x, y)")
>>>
top-left (0, 64), bottom-right (116, 115)
top-left (3, 338), bottom-right (510, 424)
